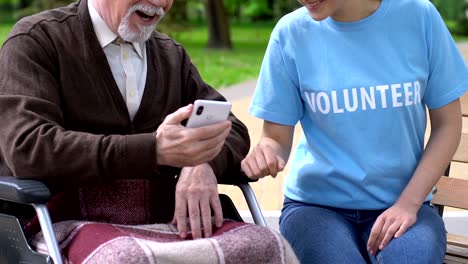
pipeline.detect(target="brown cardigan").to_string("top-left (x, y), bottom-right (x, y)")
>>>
top-left (0, 0), bottom-right (250, 224)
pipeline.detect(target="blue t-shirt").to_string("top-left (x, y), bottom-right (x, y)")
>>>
top-left (250, 0), bottom-right (468, 209)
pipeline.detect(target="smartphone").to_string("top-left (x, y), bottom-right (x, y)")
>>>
top-left (186, 100), bottom-right (232, 128)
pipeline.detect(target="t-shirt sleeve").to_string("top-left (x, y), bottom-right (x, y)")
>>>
top-left (423, 4), bottom-right (468, 109)
top-left (249, 26), bottom-right (303, 126)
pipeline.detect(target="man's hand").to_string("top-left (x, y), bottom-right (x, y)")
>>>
top-left (241, 141), bottom-right (286, 180)
top-left (367, 204), bottom-right (417, 256)
top-left (156, 105), bottom-right (231, 167)
top-left (172, 163), bottom-right (223, 239)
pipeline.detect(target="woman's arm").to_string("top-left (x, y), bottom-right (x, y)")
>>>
top-left (241, 120), bottom-right (295, 179)
top-left (397, 98), bottom-right (462, 213)
top-left (368, 99), bottom-right (462, 255)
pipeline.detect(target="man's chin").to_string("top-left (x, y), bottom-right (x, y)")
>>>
top-left (119, 27), bottom-right (154, 42)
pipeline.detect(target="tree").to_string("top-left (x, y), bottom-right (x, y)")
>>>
top-left (16, 0), bottom-right (33, 9)
top-left (205, 0), bottom-right (232, 49)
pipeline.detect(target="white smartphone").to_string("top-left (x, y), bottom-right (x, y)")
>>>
top-left (186, 99), bottom-right (232, 128)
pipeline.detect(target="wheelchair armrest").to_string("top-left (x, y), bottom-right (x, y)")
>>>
top-left (217, 171), bottom-right (267, 227)
top-left (217, 170), bottom-right (258, 186)
top-left (0, 176), bottom-right (51, 204)
top-left (0, 176), bottom-right (62, 264)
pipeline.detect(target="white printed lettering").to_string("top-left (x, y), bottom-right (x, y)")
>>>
top-left (360, 86), bottom-right (376, 110)
top-left (414, 81), bottom-right (421, 104)
top-left (376, 85), bottom-right (389, 108)
top-left (343, 88), bottom-right (358, 112)
top-left (331, 91), bottom-right (344, 113)
top-left (403, 82), bottom-right (413, 106)
top-left (303, 80), bottom-right (422, 115)
top-left (391, 84), bottom-right (403, 107)
top-left (316, 92), bottom-right (330, 114)
top-left (304, 91), bottom-right (316, 112)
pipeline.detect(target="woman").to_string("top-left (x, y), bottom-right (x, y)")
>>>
top-left (241, 0), bottom-right (468, 263)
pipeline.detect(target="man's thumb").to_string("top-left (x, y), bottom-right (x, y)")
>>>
top-left (164, 104), bottom-right (193, 125)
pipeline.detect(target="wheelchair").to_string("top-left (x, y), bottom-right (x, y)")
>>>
top-left (0, 172), bottom-right (266, 264)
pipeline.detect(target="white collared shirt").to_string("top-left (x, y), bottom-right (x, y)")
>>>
top-left (88, 0), bottom-right (148, 121)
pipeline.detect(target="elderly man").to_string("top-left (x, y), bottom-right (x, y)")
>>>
top-left (0, 0), bottom-right (246, 243)
top-left (0, 0), bottom-right (304, 264)
top-left (0, 1), bottom-right (303, 262)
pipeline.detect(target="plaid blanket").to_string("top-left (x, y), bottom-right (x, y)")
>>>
top-left (31, 219), bottom-right (299, 264)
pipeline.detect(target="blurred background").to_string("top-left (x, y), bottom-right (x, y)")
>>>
top-left (0, 0), bottom-right (467, 231)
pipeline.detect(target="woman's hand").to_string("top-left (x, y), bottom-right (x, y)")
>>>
top-left (367, 203), bottom-right (418, 256)
top-left (241, 121), bottom-right (295, 180)
top-left (241, 141), bottom-right (286, 179)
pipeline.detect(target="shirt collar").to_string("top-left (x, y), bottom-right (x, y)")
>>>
top-left (88, 0), bottom-right (143, 58)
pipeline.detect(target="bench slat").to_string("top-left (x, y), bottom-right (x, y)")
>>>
top-left (453, 133), bottom-right (468, 163)
top-left (445, 254), bottom-right (468, 264)
top-left (447, 244), bottom-right (468, 259)
top-left (461, 93), bottom-right (468, 117)
top-left (448, 234), bottom-right (468, 250)
top-left (446, 233), bottom-right (468, 263)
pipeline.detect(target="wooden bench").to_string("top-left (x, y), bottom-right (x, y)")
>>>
top-left (432, 177), bottom-right (468, 263)
top-left (431, 125), bottom-right (468, 263)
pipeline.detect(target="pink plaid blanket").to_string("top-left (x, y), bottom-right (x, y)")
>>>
top-left (31, 219), bottom-right (299, 264)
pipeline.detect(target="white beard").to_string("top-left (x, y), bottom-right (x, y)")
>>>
top-left (118, 4), bottom-right (165, 42)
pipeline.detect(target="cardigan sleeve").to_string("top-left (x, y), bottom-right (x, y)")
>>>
top-left (0, 32), bottom-right (157, 184)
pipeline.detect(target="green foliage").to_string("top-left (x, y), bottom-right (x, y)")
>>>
top-left (0, 0), bottom-right (18, 22)
top-left (432, 0), bottom-right (468, 36)
top-left (163, 0), bottom-right (187, 23)
top-left (186, 1), bottom-right (205, 22)
top-left (273, 0), bottom-right (301, 19)
top-left (224, 0), bottom-right (245, 14)
top-left (432, 0), bottom-right (465, 20)
top-left (456, 1), bottom-right (468, 36)
top-left (14, 0), bottom-right (74, 20)
top-left (0, 0), bottom-right (18, 6)
top-left (243, 0), bottom-right (272, 21)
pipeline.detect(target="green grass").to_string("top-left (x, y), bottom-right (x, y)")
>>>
top-left (453, 35), bottom-right (468, 42)
top-left (0, 23), bottom-right (12, 45)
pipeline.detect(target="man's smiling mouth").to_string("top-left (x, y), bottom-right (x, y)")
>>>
top-left (136, 10), bottom-right (157, 21)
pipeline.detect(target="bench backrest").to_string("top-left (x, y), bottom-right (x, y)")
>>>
top-left (431, 177), bottom-right (468, 210)
top-left (431, 131), bottom-right (468, 210)
top-left (431, 128), bottom-right (468, 262)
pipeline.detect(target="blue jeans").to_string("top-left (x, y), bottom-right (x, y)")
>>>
top-left (279, 197), bottom-right (446, 264)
